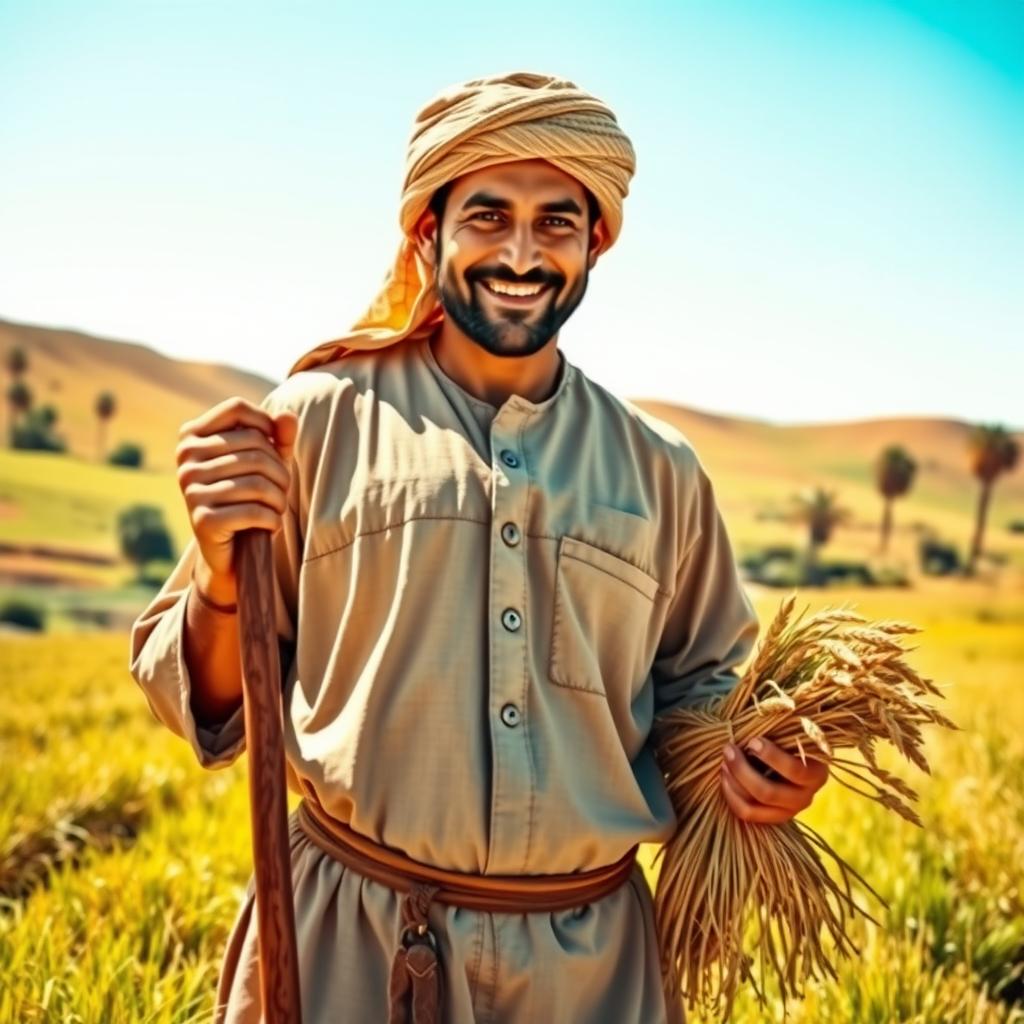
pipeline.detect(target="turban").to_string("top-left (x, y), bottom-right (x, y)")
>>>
top-left (287, 71), bottom-right (636, 376)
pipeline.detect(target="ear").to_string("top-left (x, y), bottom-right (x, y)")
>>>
top-left (587, 216), bottom-right (611, 270)
top-left (413, 209), bottom-right (440, 267)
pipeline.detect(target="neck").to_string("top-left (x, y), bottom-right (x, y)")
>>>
top-left (428, 324), bottom-right (563, 407)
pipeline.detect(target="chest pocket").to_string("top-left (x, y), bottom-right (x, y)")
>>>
top-left (549, 535), bottom-right (661, 699)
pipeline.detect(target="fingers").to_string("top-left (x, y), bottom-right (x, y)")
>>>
top-left (176, 426), bottom-right (280, 467)
top-left (193, 501), bottom-right (287, 536)
top-left (722, 745), bottom-right (808, 812)
top-left (184, 475), bottom-right (289, 516)
top-left (178, 396), bottom-right (275, 443)
top-left (177, 449), bottom-right (290, 494)
top-left (745, 738), bottom-right (830, 788)
top-left (719, 766), bottom-right (794, 825)
top-left (174, 398), bottom-right (299, 578)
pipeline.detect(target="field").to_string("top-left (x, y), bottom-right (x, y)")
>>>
top-left (2, 332), bottom-right (1022, 1021)
top-left (1, 582), bottom-right (1022, 1023)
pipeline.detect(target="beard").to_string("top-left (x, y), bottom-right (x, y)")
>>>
top-left (434, 258), bottom-right (588, 359)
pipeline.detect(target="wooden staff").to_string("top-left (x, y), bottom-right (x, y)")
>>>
top-left (235, 528), bottom-right (302, 1023)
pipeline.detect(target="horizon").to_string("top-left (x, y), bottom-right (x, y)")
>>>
top-left (4, 312), bottom-right (1021, 435)
top-left (1, 0), bottom-right (1021, 426)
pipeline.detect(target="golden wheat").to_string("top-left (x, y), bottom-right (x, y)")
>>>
top-left (648, 593), bottom-right (959, 1021)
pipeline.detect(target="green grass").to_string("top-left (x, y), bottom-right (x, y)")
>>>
top-left (0, 450), bottom-right (191, 556)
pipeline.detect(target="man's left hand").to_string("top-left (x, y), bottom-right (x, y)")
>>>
top-left (719, 737), bottom-right (830, 824)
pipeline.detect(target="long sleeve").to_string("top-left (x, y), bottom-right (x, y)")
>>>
top-left (650, 460), bottom-right (760, 719)
top-left (127, 389), bottom-right (303, 769)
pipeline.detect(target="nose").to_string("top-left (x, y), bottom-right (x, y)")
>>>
top-left (498, 222), bottom-right (543, 279)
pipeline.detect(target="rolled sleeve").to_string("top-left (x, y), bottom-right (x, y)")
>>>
top-left (128, 538), bottom-right (248, 769)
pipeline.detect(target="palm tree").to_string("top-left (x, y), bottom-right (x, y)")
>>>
top-left (5, 346), bottom-right (27, 448)
top-left (966, 423), bottom-right (1020, 575)
top-left (790, 486), bottom-right (852, 585)
top-left (874, 445), bottom-right (917, 555)
top-left (6, 380), bottom-right (32, 446)
top-left (95, 390), bottom-right (117, 461)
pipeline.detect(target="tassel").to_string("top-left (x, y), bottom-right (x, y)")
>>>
top-left (388, 947), bottom-right (413, 1024)
top-left (388, 883), bottom-right (442, 1023)
top-left (407, 939), bottom-right (441, 1023)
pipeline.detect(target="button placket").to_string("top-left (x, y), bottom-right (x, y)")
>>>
top-left (486, 401), bottom-right (535, 873)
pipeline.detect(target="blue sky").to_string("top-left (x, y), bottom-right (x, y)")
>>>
top-left (1, 0), bottom-right (1021, 427)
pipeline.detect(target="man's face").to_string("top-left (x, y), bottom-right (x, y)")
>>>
top-left (420, 159), bottom-right (606, 359)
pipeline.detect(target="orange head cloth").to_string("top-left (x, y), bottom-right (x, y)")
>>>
top-left (287, 70), bottom-right (637, 377)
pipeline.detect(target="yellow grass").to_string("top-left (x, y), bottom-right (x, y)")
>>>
top-left (1, 581), bottom-right (1021, 1021)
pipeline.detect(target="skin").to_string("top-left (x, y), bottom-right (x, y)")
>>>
top-left (412, 158), bottom-right (610, 408)
top-left (720, 737), bottom-right (830, 824)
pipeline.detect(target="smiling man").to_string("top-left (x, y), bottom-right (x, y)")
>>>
top-left (129, 71), bottom-right (827, 1024)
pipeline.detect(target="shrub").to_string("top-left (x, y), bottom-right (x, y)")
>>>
top-left (10, 408), bottom-right (67, 453)
top-left (116, 505), bottom-right (175, 580)
top-left (0, 599), bottom-right (46, 631)
top-left (919, 536), bottom-right (962, 576)
top-left (107, 442), bottom-right (145, 468)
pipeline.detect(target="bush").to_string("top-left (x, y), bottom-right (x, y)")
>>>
top-left (740, 545), bottom-right (905, 588)
top-left (1007, 519), bottom-right (1024, 535)
top-left (10, 409), bottom-right (67, 453)
top-left (739, 545), bottom-right (799, 575)
top-left (816, 560), bottom-right (876, 586)
top-left (757, 556), bottom-right (805, 588)
top-left (872, 566), bottom-right (911, 587)
top-left (107, 442), bottom-right (145, 468)
top-left (919, 536), bottom-right (962, 576)
top-left (116, 505), bottom-right (175, 580)
top-left (0, 599), bottom-right (46, 631)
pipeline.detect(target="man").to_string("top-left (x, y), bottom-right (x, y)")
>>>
top-left (129, 71), bottom-right (827, 1024)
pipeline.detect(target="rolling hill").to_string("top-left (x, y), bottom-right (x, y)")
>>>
top-left (0, 317), bottom-right (275, 472)
top-left (1, 317), bottom-right (1021, 596)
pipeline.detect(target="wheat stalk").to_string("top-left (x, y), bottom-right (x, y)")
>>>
top-left (648, 592), bottom-right (958, 1021)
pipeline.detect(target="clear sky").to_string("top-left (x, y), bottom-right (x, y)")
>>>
top-left (2, 0), bottom-right (1021, 427)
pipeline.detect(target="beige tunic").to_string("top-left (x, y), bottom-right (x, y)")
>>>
top-left (128, 333), bottom-right (760, 1023)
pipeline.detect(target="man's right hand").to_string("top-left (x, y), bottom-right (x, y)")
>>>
top-left (175, 396), bottom-right (298, 602)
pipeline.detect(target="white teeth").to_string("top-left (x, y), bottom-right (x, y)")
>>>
top-left (483, 279), bottom-right (545, 297)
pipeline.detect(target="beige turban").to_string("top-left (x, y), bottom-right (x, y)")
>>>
top-left (287, 71), bottom-right (636, 376)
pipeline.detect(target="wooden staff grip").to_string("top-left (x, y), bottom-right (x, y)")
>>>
top-left (235, 527), bottom-right (302, 1023)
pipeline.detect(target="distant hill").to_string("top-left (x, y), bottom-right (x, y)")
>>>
top-left (0, 318), bottom-right (276, 471)
top-left (0, 317), bottom-right (1020, 586)
top-left (629, 398), bottom-right (1024, 515)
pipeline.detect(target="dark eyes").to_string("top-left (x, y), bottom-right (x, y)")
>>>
top-left (472, 212), bottom-right (574, 228)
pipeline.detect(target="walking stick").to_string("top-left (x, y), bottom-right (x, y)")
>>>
top-left (235, 528), bottom-right (302, 1023)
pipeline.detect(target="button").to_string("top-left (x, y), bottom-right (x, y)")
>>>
top-left (500, 703), bottom-right (521, 728)
top-left (500, 449), bottom-right (519, 469)
top-left (501, 608), bottom-right (522, 632)
top-left (501, 522), bottom-right (520, 546)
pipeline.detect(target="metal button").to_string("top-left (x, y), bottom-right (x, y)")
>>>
top-left (500, 449), bottom-right (519, 469)
top-left (500, 703), bottom-right (521, 728)
top-left (501, 522), bottom-right (520, 546)
top-left (501, 608), bottom-right (522, 632)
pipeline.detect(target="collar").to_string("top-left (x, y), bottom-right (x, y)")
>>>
top-left (419, 334), bottom-right (574, 417)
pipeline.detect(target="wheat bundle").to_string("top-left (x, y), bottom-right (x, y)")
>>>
top-left (648, 593), bottom-right (959, 1021)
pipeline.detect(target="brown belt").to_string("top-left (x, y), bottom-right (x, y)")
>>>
top-left (295, 797), bottom-right (640, 1024)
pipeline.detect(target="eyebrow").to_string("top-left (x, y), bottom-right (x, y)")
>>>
top-left (459, 190), bottom-right (584, 218)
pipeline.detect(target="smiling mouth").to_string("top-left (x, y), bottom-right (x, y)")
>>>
top-left (477, 280), bottom-right (553, 306)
